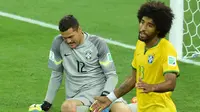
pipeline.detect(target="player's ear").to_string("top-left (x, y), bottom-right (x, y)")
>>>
top-left (78, 26), bottom-right (82, 32)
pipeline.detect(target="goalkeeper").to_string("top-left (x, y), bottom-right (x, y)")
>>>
top-left (40, 15), bottom-right (131, 112)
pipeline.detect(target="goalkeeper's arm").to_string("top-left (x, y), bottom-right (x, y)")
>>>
top-left (41, 71), bottom-right (63, 111)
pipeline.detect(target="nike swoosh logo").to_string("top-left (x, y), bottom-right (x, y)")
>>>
top-left (64, 54), bottom-right (70, 56)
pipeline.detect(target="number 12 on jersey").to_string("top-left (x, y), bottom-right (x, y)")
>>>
top-left (76, 60), bottom-right (87, 73)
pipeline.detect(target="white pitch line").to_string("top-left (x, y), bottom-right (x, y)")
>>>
top-left (0, 11), bottom-right (199, 66)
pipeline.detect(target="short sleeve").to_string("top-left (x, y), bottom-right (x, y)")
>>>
top-left (162, 46), bottom-right (180, 76)
top-left (132, 40), bottom-right (141, 70)
top-left (131, 51), bottom-right (137, 70)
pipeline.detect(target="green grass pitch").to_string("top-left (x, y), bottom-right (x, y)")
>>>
top-left (0, 0), bottom-right (199, 111)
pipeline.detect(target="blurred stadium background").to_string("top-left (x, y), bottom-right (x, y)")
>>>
top-left (0, 0), bottom-right (199, 111)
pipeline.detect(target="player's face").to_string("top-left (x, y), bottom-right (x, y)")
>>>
top-left (138, 16), bottom-right (158, 43)
top-left (61, 27), bottom-right (83, 48)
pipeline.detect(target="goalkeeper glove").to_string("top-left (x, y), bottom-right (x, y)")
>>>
top-left (41, 101), bottom-right (52, 111)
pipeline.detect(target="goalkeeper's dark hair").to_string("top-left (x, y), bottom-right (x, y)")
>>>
top-left (137, 1), bottom-right (174, 38)
top-left (59, 15), bottom-right (79, 32)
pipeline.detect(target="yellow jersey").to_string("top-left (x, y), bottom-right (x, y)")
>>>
top-left (132, 38), bottom-right (180, 112)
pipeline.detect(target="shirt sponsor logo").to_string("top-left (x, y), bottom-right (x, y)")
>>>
top-left (49, 50), bottom-right (63, 65)
top-left (168, 56), bottom-right (176, 66)
top-left (49, 50), bottom-right (55, 61)
top-left (107, 53), bottom-right (113, 62)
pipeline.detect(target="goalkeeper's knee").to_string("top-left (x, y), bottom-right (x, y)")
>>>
top-left (76, 106), bottom-right (90, 112)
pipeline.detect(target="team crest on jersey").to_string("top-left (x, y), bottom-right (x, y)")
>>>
top-left (148, 55), bottom-right (154, 64)
top-left (85, 50), bottom-right (92, 60)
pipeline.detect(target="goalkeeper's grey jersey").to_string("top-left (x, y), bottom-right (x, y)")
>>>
top-left (46, 32), bottom-right (118, 102)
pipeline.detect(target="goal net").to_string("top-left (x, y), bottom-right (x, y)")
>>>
top-left (170, 0), bottom-right (200, 60)
top-left (183, 0), bottom-right (200, 58)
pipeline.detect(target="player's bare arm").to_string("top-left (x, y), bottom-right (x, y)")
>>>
top-left (153, 72), bottom-right (177, 92)
top-left (136, 72), bottom-right (177, 93)
top-left (114, 69), bottom-right (136, 98)
top-left (90, 69), bottom-right (136, 112)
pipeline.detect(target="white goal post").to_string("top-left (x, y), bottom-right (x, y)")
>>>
top-left (169, 0), bottom-right (184, 60)
top-left (169, 0), bottom-right (200, 59)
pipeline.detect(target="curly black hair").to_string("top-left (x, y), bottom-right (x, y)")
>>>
top-left (59, 15), bottom-right (79, 32)
top-left (137, 1), bottom-right (174, 38)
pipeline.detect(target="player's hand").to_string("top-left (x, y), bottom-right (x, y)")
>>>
top-left (41, 101), bottom-right (52, 111)
top-left (136, 78), bottom-right (154, 93)
top-left (90, 96), bottom-right (112, 112)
